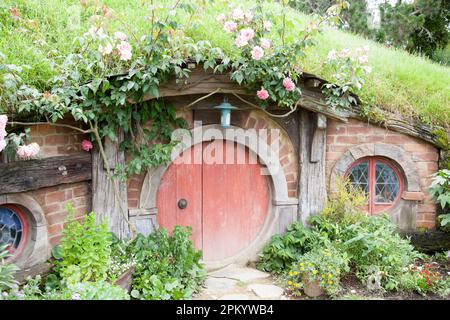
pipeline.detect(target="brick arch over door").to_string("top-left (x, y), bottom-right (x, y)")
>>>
top-left (329, 143), bottom-right (423, 230)
top-left (138, 124), bottom-right (298, 269)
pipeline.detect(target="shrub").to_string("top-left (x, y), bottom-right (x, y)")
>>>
top-left (0, 244), bottom-right (19, 291)
top-left (257, 222), bottom-right (323, 274)
top-left (54, 204), bottom-right (112, 286)
top-left (107, 236), bottom-right (137, 282)
top-left (130, 226), bottom-right (206, 300)
top-left (429, 169), bottom-right (450, 232)
top-left (287, 243), bottom-right (350, 296)
top-left (2, 275), bottom-right (129, 300)
top-left (340, 214), bottom-right (422, 291)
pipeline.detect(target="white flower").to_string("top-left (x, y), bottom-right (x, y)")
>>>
top-left (327, 49), bottom-right (337, 60)
top-left (339, 48), bottom-right (351, 58)
top-left (231, 8), bottom-right (245, 20)
top-left (358, 55), bottom-right (369, 64)
top-left (71, 293), bottom-right (81, 300)
top-left (263, 20), bottom-right (272, 31)
top-left (363, 66), bottom-right (372, 74)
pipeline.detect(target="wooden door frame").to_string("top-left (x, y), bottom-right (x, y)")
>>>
top-left (138, 124), bottom-right (298, 269)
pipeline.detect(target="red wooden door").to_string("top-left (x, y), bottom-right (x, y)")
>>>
top-left (156, 140), bottom-right (269, 262)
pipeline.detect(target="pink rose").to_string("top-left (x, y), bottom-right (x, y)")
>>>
top-left (117, 41), bottom-right (132, 61)
top-left (17, 143), bottom-right (40, 160)
top-left (282, 77), bottom-right (295, 92)
top-left (240, 28), bottom-right (254, 41)
top-left (216, 14), bottom-right (226, 23)
top-left (81, 139), bottom-right (93, 152)
top-left (0, 115), bottom-right (7, 129)
top-left (114, 31), bottom-right (128, 41)
top-left (0, 139), bottom-right (6, 152)
top-left (257, 88), bottom-right (269, 100)
top-left (0, 128), bottom-right (6, 139)
top-left (260, 38), bottom-right (271, 49)
top-left (99, 42), bottom-right (113, 55)
top-left (224, 21), bottom-right (237, 33)
top-left (358, 55), bottom-right (369, 64)
top-left (235, 35), bottom-right (248, 48)
top-left (120, 50), bottom-right (132, 61)
top-left (251, 46), bottom-right (264, 60)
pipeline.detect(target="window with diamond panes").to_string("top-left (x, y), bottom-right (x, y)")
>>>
top-left (0, 205), bottom-right (28, 259)
top-left (346, 158), bottom-right (402, 214)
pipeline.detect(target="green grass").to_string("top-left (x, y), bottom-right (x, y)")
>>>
top-left (0, 0), bottom-right (449, 128)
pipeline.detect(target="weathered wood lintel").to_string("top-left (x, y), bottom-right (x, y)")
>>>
top-left (310, 114), bottom-right (327, 163)
top-left (0, 153), bottom-right (91, 194)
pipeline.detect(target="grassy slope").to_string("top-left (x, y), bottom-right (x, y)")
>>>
top-left (0, 0), bottom-right (449, 128)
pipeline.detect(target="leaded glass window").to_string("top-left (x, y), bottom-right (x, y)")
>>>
top-left (0, 205), bottom-right (27, 255)
top-left (346, 158), bottom-right (403, 214)
top-left (347, 161), bottom-right (369, 196)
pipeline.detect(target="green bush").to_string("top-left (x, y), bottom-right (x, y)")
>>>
top-left (287, 243), bottom-right (350, 296)
top-left (129, 226), bottom-right (206, 300)
top-left (340, 214), bottom-right (422, 291)
top-left (2, 275), bottom-right (129, 300)
top-left (257, 222), bottom-right (323, 274)
top-left (54, 204), bottom-right (112, 286)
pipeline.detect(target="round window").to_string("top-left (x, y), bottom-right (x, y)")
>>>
top-left (346, 157), bottom-right (403, 214)
top-left (0, 205), bottom-right (29, 259)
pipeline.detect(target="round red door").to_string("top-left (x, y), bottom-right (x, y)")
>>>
top-left (156, 140), bottom-right (269, 262)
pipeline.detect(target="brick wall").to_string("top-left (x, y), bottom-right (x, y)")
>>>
top-left (27, 124), bottom-right (91, 246)
top-left (26, 182), bottom-right (91, 247)
top-left (29, 124), bottom-right (87, 157)
top-left (326, 118), bottom-right (439, 229)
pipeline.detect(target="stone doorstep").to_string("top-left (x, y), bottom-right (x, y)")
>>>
top-left (208, 264), bottom-right (270, 283)
top-left (247, 284), bottom-right (284, 299)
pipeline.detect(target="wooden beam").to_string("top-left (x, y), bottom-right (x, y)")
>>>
top-left (0, 154), bottom-right (91, 194)
top-left (298, 111), bottom-right (328, 224)
top-left (310, 114), bottom-right (327, 163)
top-left (92, 130), bottom-right (130, 239)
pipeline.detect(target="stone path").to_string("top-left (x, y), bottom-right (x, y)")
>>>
top-left (193, 264), bottom-right (289, 300)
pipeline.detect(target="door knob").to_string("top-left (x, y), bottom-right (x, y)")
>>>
top-left (178, 198), bottom-right (188, 209)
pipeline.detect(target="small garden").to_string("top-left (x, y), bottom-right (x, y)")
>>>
top-left (0, 204), bottom-right (206, 300)
top-left (257, 176), bottom-right (450, 300)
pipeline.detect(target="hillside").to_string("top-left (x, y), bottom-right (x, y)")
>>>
top-left (0, 0), bottom-right (449, 128)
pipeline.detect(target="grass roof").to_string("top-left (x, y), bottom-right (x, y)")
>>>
top-left (0, 0), bottom-right (449, 129)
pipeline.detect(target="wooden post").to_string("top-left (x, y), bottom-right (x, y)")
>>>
top-left (92, 130), bottom-right (130, 239)
top-left (298, 111), bottom-right (327, 224)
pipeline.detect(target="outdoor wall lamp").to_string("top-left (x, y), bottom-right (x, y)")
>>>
top-left (214, 97), bottom-right (237, 128)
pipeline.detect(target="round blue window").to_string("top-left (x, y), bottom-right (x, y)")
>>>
top-left (0, 205), bottom-right (27, 254)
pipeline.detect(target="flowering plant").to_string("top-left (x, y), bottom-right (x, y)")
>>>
top-left (216, 1), bottom-right (349, 110)
top-left (322, 46), bottom-right (372, 109)
top-left (287, 244), bottom-right (350, 296)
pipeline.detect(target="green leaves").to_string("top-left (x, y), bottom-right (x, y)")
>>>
top-left (429, 169), bottom-right (450, 210)
top-left (129, 226), bottom-right (206, 300)
top-left (55, 204), bottom-right (112, 286)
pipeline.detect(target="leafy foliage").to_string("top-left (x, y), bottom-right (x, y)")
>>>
top-left (1, 275), bottom-right (129, 300)
top-left (287, 243), bottom-right (350, 296)
top-left (129, 226), bottom-right (206, 300)
top-left (0, 244), bottom-right (19, 291)
top-left (54, 204), bottom-right (112, 286)
top-left (257, 222), bottom-right (322, 274)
